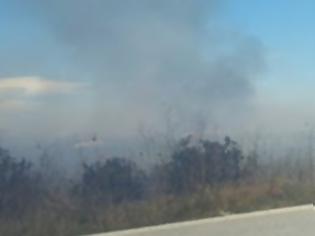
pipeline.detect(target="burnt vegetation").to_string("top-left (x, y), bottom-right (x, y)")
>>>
top-left (0, 135), bottom-right (313, 236)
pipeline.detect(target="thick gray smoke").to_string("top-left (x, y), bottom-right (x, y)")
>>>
top-left (1, 0), bottom-right (265, 139)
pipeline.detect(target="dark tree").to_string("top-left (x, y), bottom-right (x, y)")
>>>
top-left (160, 136), bottom-right (245, 194)
top-left (0, 147), bottom-right (42, 218)
top-left (77, 157), bottom-right (147, 205)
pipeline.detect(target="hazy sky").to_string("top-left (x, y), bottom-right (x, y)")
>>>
top-left (224, 0), bottom-right (315, 132)
top-left (0, 0), bottom-right (314, 144)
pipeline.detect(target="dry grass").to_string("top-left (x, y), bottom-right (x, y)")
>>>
top-left (1, 176), bottom-right (311, 236)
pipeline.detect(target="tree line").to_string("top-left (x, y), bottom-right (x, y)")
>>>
top-left (1, 135), bottom-right (313, 236)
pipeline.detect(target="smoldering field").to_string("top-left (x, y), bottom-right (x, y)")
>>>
top-left (0, 1), bottom-right (314, 236)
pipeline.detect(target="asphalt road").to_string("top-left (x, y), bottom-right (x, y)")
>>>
top-left (88, 205), bottom-right (315, 236)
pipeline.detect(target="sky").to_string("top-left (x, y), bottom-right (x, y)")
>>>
top-left (0, 0), bottom-right (314, 150)
top-left (223, 0), bottom-right (315, 132)
top-left (224, 0), bottom-right (315, 93)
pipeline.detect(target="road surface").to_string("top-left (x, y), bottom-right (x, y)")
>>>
top-left (88, 204), bottom-right (315, 236)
